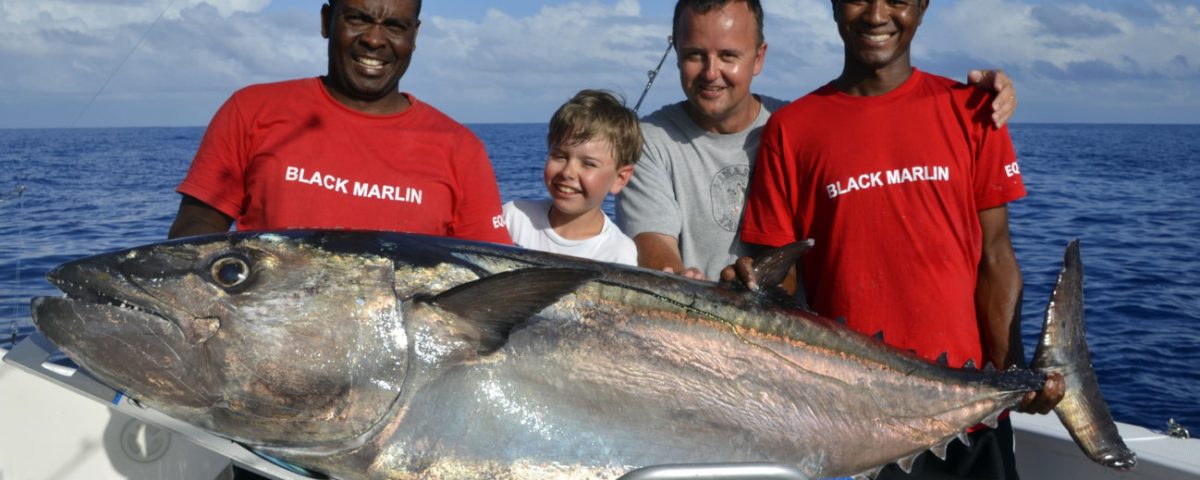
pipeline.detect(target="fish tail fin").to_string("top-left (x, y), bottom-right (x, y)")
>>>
top-left (1031, 240), bottom-right (1137, 471)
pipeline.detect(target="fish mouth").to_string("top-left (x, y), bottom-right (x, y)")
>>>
top-left (44, 260), bottom-right (173, 324)
top-left (33, 255), bottom-right (188, 346)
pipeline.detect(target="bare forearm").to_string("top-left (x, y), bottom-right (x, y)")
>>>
top-left (633, 232), bottom-right (685, 272)
top-left (977, 252), bottom-right (1023, 368)
top-left (975, 207), bottom-right (1024, 369)
top-left (168, 196), bottom-right (233, 239)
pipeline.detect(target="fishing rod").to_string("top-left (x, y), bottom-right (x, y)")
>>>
top-left (72, 0), bottom-right (180, 127)
top-left (4, 1), bottom-right (177, 351)
top-left (633, 35), bottom-right (674, 114)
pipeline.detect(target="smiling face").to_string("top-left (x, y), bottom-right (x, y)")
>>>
top-left (674, 1), bottom-right (767, 134)
top-left (833, 0), bottom-right (926, 76)
top-left (321, 0), bottom-right (420, 113)
top-left (543, 138), bottom-right (633, 223)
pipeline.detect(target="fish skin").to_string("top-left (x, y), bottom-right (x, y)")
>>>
top-left (29, 231), bottom-right (1132, 479)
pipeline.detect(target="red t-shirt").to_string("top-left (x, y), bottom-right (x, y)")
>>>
top-left (178, 78), bottom-right (510, 244)
top-left (741, 69), bottom-right (1026, 367)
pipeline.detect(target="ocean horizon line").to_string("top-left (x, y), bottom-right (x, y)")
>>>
top-left (2, 121), bottom-right (1200, 132)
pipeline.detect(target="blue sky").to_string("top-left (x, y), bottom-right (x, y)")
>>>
top-left (1, 0), bottom-right (1197, 128)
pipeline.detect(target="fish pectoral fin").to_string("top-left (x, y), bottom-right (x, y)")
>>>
top-left (430, 267), bottom-right (601, 354)
top-left (752, 239), bottom-right (813, 290)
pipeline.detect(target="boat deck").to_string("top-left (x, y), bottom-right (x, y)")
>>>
top-left (4, 333), bottom-right (1198, 480)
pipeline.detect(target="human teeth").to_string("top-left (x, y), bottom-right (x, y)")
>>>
top-left (556, 185), bottom-right (580, 194)
top-left (864, 33), bottom-right (891, 42)
top-left (357, 57), bottom-right (384, 67)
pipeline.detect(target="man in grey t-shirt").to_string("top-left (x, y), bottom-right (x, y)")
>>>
top-left (618, 0), bottom-right (1016, 280)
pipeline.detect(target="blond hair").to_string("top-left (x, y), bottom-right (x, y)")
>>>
top-left (547, 90), bottom-right (643, 168)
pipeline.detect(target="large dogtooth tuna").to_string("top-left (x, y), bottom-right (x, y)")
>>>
top-left (30, 231), bottom-right (1135, 479)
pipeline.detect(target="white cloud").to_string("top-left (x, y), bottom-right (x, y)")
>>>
top-left (754, 0), bottom-right (843, 99)
top-left (405, 1), bottom-right (676, 122)
top-left (0, 0), bottom-right (1196, 127)
top-left (911, 0), bottom-right (1200, 122)
top-left (0, 0), bottom-right (321, 127)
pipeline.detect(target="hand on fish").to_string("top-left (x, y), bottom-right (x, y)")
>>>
top-left (1020, 371), bottom-right (1065, 414)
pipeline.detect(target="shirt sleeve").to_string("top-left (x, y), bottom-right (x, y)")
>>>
top-left (971, 116), bottom-right (1026, 210)
top-left (615, 136), bottom-right (681, 238)
top-left (177, 94), bottom-right (248, 219)
top-left (450, 136), bottom-right (512, 244)
top-left (740, 116), bottom-right (800, 248)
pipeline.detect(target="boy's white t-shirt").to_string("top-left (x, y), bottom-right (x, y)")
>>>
top-left (503, 199), bottom-right (638, 266)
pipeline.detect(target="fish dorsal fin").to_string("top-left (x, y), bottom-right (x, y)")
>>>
top-left (962, 359), bottom-right (977, 370)
top-left (853, 466), bottom-right (883, 480)
top-left (431, 267), bottom-right (600, 354)
top-left (752, 239), bottom-right (813, 287)
top-left (896, 454), bottom-right (918, 474)
top-left (931, 440), bottom-right (950, 460)
top-left (936, 352), bottom-right (949, 367)
top-left (983, 410), bottom-right (1002, 428)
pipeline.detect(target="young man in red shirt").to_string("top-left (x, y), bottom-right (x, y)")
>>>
top-left (738, 1), bottom-right (1063, 477)
top-left (168, 0), bottom-right (509, 244)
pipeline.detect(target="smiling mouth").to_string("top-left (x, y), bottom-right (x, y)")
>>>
top-left (697, 85), bottom-right (726, 98)
top-left (354, 55), bottom-right (389, 69)
top-left (554, 184), bottom-right (581, 195)
top-left (860, 32), bottom-right (895, 44)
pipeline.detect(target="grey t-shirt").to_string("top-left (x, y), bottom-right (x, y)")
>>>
top-left (616, 96), bottom-right (788, 279)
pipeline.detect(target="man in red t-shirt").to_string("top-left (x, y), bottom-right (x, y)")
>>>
top-left (168, 0), bottom-right (510, 245)
top-left (735, 1), bottom-right (1063, 478)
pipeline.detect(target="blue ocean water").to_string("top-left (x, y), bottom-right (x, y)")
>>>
top-left (1, 124), bottom-right (1197, 434)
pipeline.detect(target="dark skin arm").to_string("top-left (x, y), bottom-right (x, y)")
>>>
top-left (976, 205), bottom-right (1064, 414)
top-left (167, 195), bottom-right (234, 239)
top-left (968, 69), bottom-right (1018, 128)
top-left (634, 232), bottom-right (707, 280)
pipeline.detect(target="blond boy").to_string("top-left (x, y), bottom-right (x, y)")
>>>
top-left (503, 90), bottom-right (643, 265)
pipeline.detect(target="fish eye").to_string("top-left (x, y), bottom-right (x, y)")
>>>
top-left (209, 254), bottom-right (252, 290)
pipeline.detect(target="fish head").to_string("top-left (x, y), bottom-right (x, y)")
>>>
top-left (32, 231), bottom-right (409, 447)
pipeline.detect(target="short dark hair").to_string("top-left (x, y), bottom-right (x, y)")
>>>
top-left (326, 0), bottom-right (422, 19)
top-left (672, 0), bottom-right (764, 47)
top-left (547, 90), bottom-right (644, 169)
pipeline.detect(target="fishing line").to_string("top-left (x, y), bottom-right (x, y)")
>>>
top-left (71, 0), bottom-right (181, 127)
top-left (633, 35), bottom-right (673, 114)
top-left (7, 1), bottom-right (177, 350)
top-left (5, 185), bottom-right (25, 352)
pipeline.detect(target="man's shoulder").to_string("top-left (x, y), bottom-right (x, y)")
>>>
top-left (231, 78), bottom-right (317, 100)
top-left (916, 69), bottom-right (966, 89)
top-left (913, 69), bottom-right (985, 101)
top-left (771, 83), bottom-right (837, 120)
top-left (404, 95), bottom-right (479, 139)
top-left (912, 69), bottom-right (997, 124)
top-left (639, 101), bottom-right (689, 130)
top-left (758, 95), bottom-right (791, 113)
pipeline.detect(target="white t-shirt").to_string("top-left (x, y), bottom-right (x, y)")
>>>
top-left (503, 199), bottom-right (638, 266)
